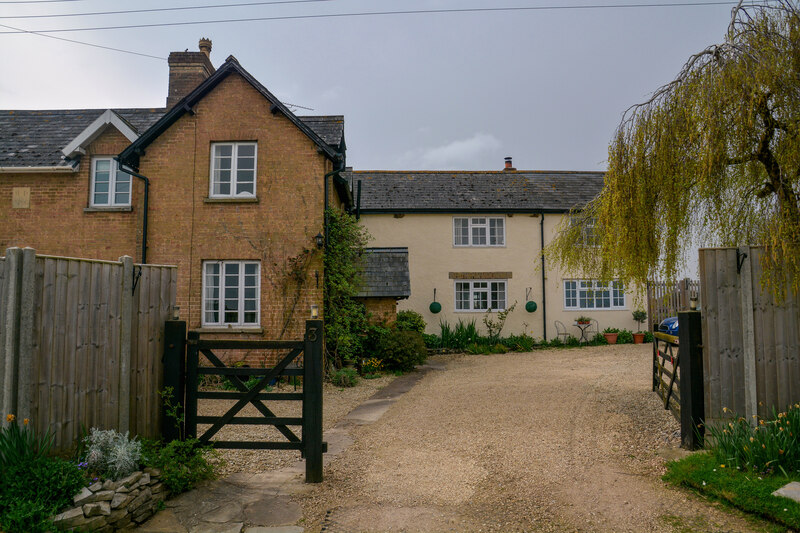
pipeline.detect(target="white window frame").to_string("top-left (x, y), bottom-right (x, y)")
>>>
top-left (209, 142), bottom-right (258, 198)
top-left (563, 279), bottom-right (626, 310)
top-left (454, 280), bottom-right (508, 312)
top-left (453, 216), bottom-right (505, 247)
top-left (569, 215), bottom-right (599, 247)
top-left (90, 157), bottom-right (131, 207)
top-left (202, 260), bottom-right (261, 326)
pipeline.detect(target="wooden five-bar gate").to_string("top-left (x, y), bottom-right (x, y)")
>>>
top-left (163, 320), bottom-right (325, 482)
top-left (651, 311), bottom-right (705, 450)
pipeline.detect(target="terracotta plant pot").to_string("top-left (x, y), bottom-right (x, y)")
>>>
top-left (603, 333), bottom-right (618, 344)
top-left (633, 332), bottom-right (646, 344)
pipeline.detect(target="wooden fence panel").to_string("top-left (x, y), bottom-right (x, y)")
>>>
top-left (647, 278), bottom-right (700, 327)
top-left (700, 247), bottom-right (800, 426)
top-left (0, 248), bottom-right (177, 451)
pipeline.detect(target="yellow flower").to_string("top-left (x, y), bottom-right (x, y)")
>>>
top-left (720, 464), bottom-right (726, 468)
top-left (763, 444), bottom-right (766, 449)
top-left (723, 406), bottom-right (729, 413)
top-left (759, 420), bottom-right (765, 425)
top-left (779, 449), bottom-right (784, 455)
top-left (750, 437), bottom-right (754, 442)
top-left (5, 414), bottom-right (14, 423)
top-left (23, 418), bottom-right (29, 426)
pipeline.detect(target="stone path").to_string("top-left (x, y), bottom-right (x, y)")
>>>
top-left (138, 366), bottom-right (435, 533)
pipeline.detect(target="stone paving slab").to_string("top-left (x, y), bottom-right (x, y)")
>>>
top-left (773, 481), bottom-right (800, 503)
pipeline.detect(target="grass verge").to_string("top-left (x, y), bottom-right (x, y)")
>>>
top-left (664, 451), bottom-right (800, 530)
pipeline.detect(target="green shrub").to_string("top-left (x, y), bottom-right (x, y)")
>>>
top-left (84, 428), bottom-right (142, 480)
top-left (617, 329), bottom-right (634, 344)
top-left (329, 367), bottom-right (359, 387)
top-left (590, 333), bottom-right (607, 345)
top-left (602, 327), bottom-right (620, 334)
top-left (143, 439), bottom-right (216, 494)
top-left (0, 456), bottom-right (86, 533)
top-left (422, 333), bottom-right (440, 349)
top-left (548, 337), bottom-right (563, 347)
top-left (376, 330), bottom-right (427, 372)
top-left (503, 334), bottom-right (535, 352)
top-left (396, 310), bottom-right (426, 333)
top-left (707, 404), bottom-right (800, 474)
top-left (644, 330), bottom-right (654, 343)
top-left (363, 322), bottom-right (391, 357)
top-left (565, 335), bottom-right (581, 347)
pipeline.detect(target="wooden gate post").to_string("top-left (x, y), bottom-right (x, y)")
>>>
top-left (303, 320), bottom-right (324, 483)
top-left (678, 311), bottom-right (704, 450)
top-left (162, 320), bottom-right (186, 442)
top-left (184, 330), bottom-right (200, 440)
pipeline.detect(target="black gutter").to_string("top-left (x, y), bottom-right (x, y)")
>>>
top-left (540, 214), bottom-right (547, 342)
top-left (358, 207), bottom-right (576, 215)
top-left (116, 158), bottom-right (149, 264)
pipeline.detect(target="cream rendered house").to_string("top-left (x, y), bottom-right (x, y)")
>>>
top-left (353, 160), bottom-right (643, 340)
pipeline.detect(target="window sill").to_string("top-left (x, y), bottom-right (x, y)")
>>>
top-left (197, 326), bottom-right (264, 334)
top-left (203, 197), bottom-right (259, 204)
top-left (84, 206), bottom-right (133, 213)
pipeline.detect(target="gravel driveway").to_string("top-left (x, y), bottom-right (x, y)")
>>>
top-left (296, 345), bottom-right (772, 532)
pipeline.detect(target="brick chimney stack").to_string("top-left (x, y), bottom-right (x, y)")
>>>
top-left (166, 38), bottom-right (216, 109)
top-left (503, 156), bottom-right (516, 171)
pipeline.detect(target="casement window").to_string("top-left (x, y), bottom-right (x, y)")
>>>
top-left (90, 157), bottom-right (131, 207)
top-left (569, 216), bottom-right (599, 247)
top-left (563, 280), bottom-right (625, 310)
top-left (453, 217), bottom-right (505, 247)
top-left (202, 261), bottom-right (260, 326)
top-left (455, 280), bottom-right (507, 311)
top-left (210, 142), bottom-right (257, 198)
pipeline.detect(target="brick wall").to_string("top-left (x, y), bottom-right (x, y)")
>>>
top-left (362, 297), bottom-right (398, 324)
top-left (1, 71), bottom-right (334, 350)
top-left (140, 73), bottom-right (329, 342)
top-left (0, 127), bottom-right (141, 259)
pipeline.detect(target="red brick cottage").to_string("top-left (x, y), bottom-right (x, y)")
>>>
top-left (0, 40), bottom-right (351, 342)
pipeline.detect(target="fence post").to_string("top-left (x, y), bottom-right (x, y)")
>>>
top-left (303, 320), bottom-right (323, 483)
top-left (118, 256), bottom-right (133, 434)
top-left (162, 320), bottom-right (186, 441)
top-left (184, 330), bottom-right (199, 439)
top-left (678, 310), bottom-right (705, 449)
top-left (738, 245), bottom-right (758, 426)
top-left (1, 247), bottom-right (22, 423)
top-left (16, 248), bottom-right (36, 424)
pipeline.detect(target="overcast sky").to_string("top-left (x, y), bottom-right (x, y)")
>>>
top-left (0, 0), bottom-right (737, 173)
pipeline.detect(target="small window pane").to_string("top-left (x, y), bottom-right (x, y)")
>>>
top-left (94, 182), bottom-right (109, 193)
top-left (237, 144), bottom-right (255, 157)
top-left (472, 226), bottom-right (487, 245)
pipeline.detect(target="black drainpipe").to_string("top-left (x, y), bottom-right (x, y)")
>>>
top-left (116, 158), bottom-right (149, 264)
top-left (540, 213), bottom-right (547, 341)
top-left (323, 158), bottom-right (344, 249)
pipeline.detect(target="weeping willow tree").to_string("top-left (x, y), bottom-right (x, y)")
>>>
top-left (548, 1), bottom-right (800, 298)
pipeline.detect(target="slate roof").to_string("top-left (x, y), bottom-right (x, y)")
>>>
top-left (297, 116), bottom-right (344, 148)
top-left (0, 109), bottom-right (164, 168)
top-left (351, 170), bottom-right (605, 213)
top-left (356, 247), bottom-right (411, 299)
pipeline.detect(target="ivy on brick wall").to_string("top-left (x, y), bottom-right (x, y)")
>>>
top-left (323, 208), bottom-right (370, 368)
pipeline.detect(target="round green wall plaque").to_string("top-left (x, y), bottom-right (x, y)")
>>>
top-left (429, 301), bottom-right (442, 314)
top-left (525, 301), bottom-right (538, 313)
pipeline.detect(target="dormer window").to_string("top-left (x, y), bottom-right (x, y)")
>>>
top-left (91, 157), bottom-right (131, 207)
top-left (210, 142), bottom-right (257, 198)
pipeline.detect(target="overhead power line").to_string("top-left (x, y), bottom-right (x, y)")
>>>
top-left (0, 0), bottom-right (336, 19)
top-left (0, 2), bottom-right (741, 34)
top-left (0, 22), bottom-right (166, 59)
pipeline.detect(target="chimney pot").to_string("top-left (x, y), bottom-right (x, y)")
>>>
top-left (504, 156), bottom-right (515, 171)
top-left (199, 38), bottom-right (212, 57)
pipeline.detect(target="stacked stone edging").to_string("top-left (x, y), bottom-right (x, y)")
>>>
top-left (52, 467), bottom-right (169, 532)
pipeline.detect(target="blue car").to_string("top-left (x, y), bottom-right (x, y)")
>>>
top-left (659, 316), bottom-right (679, 335)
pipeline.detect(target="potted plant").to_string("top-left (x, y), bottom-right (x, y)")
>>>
top-left (575, 315), bottom-right (592, 325)
top-left (632, 309), bottom-right (647, 343)
top-left (602, 327), bottom-right (619, 344)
